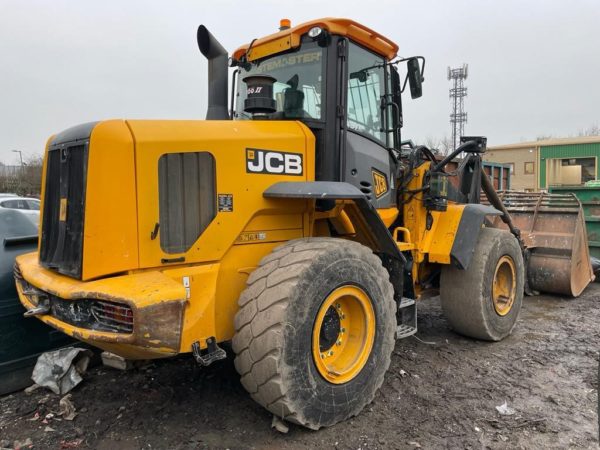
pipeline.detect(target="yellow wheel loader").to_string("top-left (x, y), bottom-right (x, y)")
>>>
top-left (15, 18), bottom-right (593, 429)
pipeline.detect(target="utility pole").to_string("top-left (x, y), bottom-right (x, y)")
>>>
top-left (12, 149), bottom-right (24, 168)
top-left (11, 150), bottom-right (24, 194)
top-left (448, 64), bottom-right (468, 152)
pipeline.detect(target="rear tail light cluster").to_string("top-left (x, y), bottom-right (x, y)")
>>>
top-left (16, 275), bottom-right (134, 334)
top-left (90, 301), bottom-right (134, 333)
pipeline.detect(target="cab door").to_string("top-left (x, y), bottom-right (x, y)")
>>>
top-left (343, 42), bottom-right (397, 209)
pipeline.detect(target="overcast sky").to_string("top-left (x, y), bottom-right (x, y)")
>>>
top-left (1, 0), bottom-right (599, 164)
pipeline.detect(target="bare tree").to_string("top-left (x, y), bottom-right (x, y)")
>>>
top-left (0, 153), bottom-right (44, 196)
top-left (438, 135), bottom-right (453, 155)
top-left (422, 135), bottom-right (453, 156)
top-left (577, 123), bottom-right (600, 137)
top-left (423, 136), bottom-right (441, 154)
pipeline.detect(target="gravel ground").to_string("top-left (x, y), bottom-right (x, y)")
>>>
top-left (1, 284), bottom-right (599, 449)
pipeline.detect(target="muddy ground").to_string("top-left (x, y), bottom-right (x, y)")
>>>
top-left (1, 284), bottom-right (599, 449)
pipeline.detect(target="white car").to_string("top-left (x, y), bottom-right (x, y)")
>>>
top-left (0, 197), bottom-right (40, 226)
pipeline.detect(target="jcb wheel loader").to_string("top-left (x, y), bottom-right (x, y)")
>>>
top-left (15, 18), bottom-right (593, 429)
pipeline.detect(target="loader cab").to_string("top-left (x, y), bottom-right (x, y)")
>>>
top-left (232, 19), bottom-right (410, 209)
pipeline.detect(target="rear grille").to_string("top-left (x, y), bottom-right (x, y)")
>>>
top-left (17, 279), bottom-right (133, 333)
top-left (39, 143), bottom-right (88, 278)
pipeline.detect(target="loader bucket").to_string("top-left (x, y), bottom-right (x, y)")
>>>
top-left (486, 191), bottom-right (594, 297)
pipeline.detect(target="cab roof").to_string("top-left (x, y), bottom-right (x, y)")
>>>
top-left (232, 18), bottom-right (399, 62)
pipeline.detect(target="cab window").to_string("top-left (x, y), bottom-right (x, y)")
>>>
top-left (347, 44), bottom-right (386, 144)
top-left (235, 41), bottom-right (325, 120)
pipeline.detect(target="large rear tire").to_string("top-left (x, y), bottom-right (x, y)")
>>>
top-left (232, 238), bottom-right (396, 430)
top-left (440, 227), bottom-right (524, 341)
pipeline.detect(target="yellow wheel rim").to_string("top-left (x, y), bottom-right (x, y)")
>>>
top-left (492, 255), bottom-right (517, 316)
top-left (312, 285), bottom-right (375, 384)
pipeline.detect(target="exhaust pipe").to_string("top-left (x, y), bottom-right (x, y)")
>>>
top-left (197, 25), bottom-right (229, 120)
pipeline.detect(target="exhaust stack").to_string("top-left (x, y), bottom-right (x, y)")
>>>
top-left (197, 25), bottom-right (229, 120)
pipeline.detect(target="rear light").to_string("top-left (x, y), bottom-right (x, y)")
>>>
top-left (91, 301), bottom-right (134, 333)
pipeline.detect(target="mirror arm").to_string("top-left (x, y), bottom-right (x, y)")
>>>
top-left (400, 74), bottom-right (410, 93)
top-left (390, 55), bottom-right (426, 83)
top-left (390, 56), bottom-right (426, 74)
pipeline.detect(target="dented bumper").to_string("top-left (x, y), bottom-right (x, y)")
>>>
top-left (15, 252), bottom-right (186, 360)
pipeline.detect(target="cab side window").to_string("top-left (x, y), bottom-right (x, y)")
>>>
top-left (347, 44), bottom-right (386, 144)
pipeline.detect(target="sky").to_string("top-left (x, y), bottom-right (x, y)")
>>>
top-left (1, 0), bottom-right (599, 164)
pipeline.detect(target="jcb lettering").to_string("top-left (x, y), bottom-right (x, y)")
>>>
top-left (246, 149), bottom-right (303, 176)
top-left (265, 152), bottom-right (284, 173)
top-left (372, 169), bottom-right (388, 198)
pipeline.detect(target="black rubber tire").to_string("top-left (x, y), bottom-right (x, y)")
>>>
top-left (440, 227), bottom-right (524, 341)
top-left (231, 237), bottom-right (396, 430)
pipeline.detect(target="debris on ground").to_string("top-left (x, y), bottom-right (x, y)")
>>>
top-left (271, 415), bottom-right (289, 433)
top-left (495, 401), bottom-right (516, 416)
top-left (12, 438), bottom-right (33, 450)
top-left (58, 394), bottom-right (77, 421)
top-left (59, 438), bottom-right (84, 449)
top-left (101, 352), bottom-right (147, 370)
top-left (23, 384), bottom-right (42, 395)
top-left (31, 348), bottom-right (92, 395)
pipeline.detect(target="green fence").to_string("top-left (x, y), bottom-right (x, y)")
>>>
top-left (549, 185), bottom-right (600, 258)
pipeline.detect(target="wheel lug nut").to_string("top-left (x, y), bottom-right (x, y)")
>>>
top-left (328, 350), bottom-right (334, 356)
top-left (340, 328), bottom-right (345, 333)
top-left (320, 353), bottom-right (325, 359)
top-left (336, 303), bottom-right (341, 309)
top-left (336, 340), bottom-right (342, 346)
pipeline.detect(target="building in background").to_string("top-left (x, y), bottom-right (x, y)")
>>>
top-left (485, 136), bottom-right (600, 191)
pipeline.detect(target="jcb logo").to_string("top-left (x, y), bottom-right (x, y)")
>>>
top-left (372, 169), bottom-right (388, 198)
top-left (246, 149), bottom-right (303, 176)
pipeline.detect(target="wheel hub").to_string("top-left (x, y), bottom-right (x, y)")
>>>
top-left (319, 306), bottom-right (341, 352)
top-left (492, 255), bottom-right (517, 316)
top-left (312, 285), bottom-right (375, 384)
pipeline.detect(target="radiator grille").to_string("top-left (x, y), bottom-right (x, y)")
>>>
top-left (158, 152), bottom-right (216, 253)
top-left (39, 143), bottom-right (88, 278)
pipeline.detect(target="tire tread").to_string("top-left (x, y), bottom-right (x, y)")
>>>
top-left (232, 238), bottom-right (396, 429)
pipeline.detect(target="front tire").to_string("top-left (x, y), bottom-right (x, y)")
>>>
top-left (231, 238), bottom-right (396, 430)
top-left (440, 227), bottom-right (524, 341)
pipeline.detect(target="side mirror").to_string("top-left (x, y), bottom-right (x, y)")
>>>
top-left (407, 58), bottom-right (423, 99)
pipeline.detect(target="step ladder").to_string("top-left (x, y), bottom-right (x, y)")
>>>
top-left (396, 298), bottom-right (417, 339)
